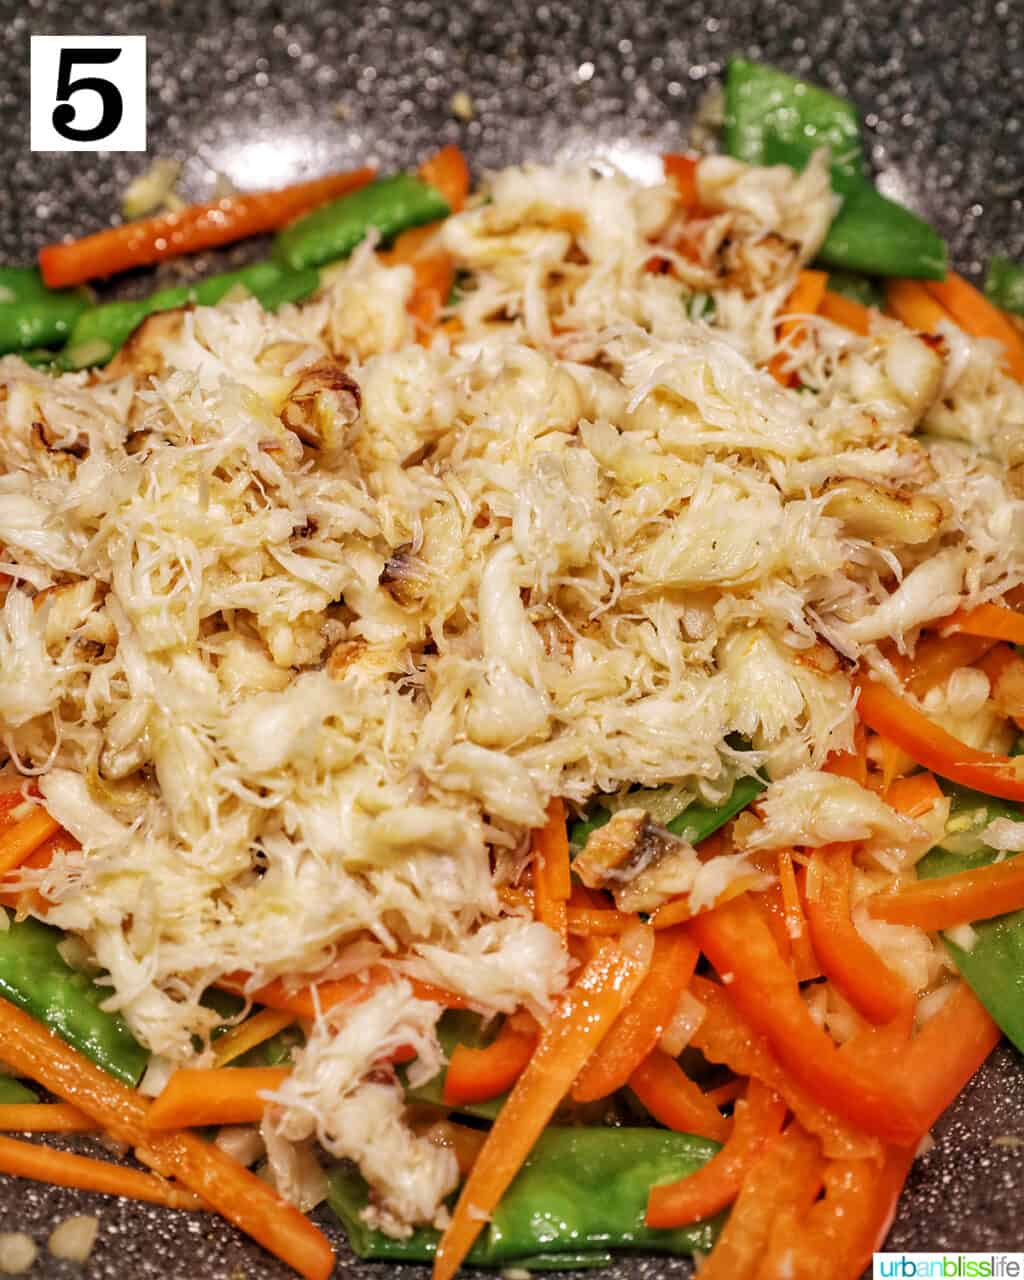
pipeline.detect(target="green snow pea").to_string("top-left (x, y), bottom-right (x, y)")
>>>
top-left (0, 266), bottom-right (90, 355)
top-left (723, 59), bottom-right (947, 279)
top-left (61, 260), bottom-right (320, 370)
top-left (568, 772), bottom-right (766, 851)
top-left (984, 256), bottom-right (1024, 316)
top-left (275, 173), bottom-right (450, 271)
top-left (917, 783), bottom-right (1024, 1054)
top-left (327, 1127), bottom-right (721, 1267)
top-left (824, 268), bottom-right (885, 309)
top-left (0, 912), bottom-right (148, 1086)
top-left (0, 1076), bottom-right (38, 1104)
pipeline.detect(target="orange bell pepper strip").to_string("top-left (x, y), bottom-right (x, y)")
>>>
top-left (432, 934), bottom-right (651, 1280)
top-left (532, 797), bottom-right (571, 948)
top-left (663, 154), bottom-right (703, 211)
top-left (443, 1015), bottom-right (538, 1105)
top-left (804, 845), bottom-right (916, 1027)
top-left (890, 630), bottom-right (996, 698)
top-left (925, 271), bottom-right (1024, 381)
top-left (819, 289), bottom-right (872, 336)
top-left (756, 882), bottom-right (793, 961)
top-left (885, 278), bottom-right (953, 332)
top-left (566, 906), bottom-right (634, 935)
top-left (701, 1125), bottom-right (825, 1280)
top-left (645, 1078), bottom-right (786, 1228)
top-left (418, 144), bottom-right (471, 214)
top-left (855, 674), bottom-right (1024, 803)
top-left (942, 600), bottom-right (1024, 646)
top-left (147, 1067), bottom-right (290, 1130)
top-left (572, 926), bottom-right (698, 1102)
top-left (869, 854), bottom-right (1024, 932)
top-left (39, 167), bottom-right (377, 288)
top-left (769, 269), bottom-right (829, 385)
top-left (0, 995), bottom-right (334, 1280)
top-left (687, 894), bottom-right (919, 1145)
top-left (628, 1050), bottom-right (731, 1143)
top-left (689, 976), bottom-right (880, 1162)
top-left (776, 851), bottom-right (820, 982)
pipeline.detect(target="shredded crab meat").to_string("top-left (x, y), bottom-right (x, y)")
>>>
top-left (0, 155), bottom-right (1023, 1232)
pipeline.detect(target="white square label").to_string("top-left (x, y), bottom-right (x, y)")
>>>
top-left (30, 35), bottom-right (146, 152)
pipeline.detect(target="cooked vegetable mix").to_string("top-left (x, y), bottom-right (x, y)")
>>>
top-left (0, 57), bottom-right (1022, 1280)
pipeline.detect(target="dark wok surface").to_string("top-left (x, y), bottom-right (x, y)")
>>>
top-left (2, 0), bottom-right (1024, 1273)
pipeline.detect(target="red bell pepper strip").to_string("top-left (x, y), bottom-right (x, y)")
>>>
top-left (869, 854), bottom-right (1024, 932)
top-left (443, 1015), bottom-right (538, 1105)
top-left (627, 1050), bottom-right (731, 1143)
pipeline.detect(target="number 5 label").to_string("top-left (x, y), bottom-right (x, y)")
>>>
top-left (30, 36), bottom-right (146, 152)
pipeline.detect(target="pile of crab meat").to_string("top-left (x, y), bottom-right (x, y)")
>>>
top-left (0, 149), bottom-right (1022, 1231)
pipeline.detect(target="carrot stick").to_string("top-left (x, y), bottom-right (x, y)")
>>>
top-left (943, 601), bottom-right (1024, 645)
top-left (0, 1133), bottom-right (202, 1209)
top-left (418, 145), bottom-right (471, 214)
top-left (869, 854), bottom-right (1024, 932)
top-left (769, 270), bottom-right (829, 385)
top-left (0, 996), bottom-right (334, 1280)
top-left (213, 1009), bottom-right (294, 1069)
top-left (650, 872), bottom-right (766, 930)
top-left (0, 807), bottom-right (61, 877)
top-left (443, 1017), bottom-right (538, 1105)
top-left (219, 967), bottom-right (469, 1019)
top-left (883, 771), bottom-right (944, 818)
top-left (566, 906), bottom-right (634, 935)
top-left (925, 272), bottom-right (1024, 381)
top-left (431, 935), bottom-right (651, 1280)
top-left (804, 844), bottom-right (916, 1026)
top-left (628, 1050), bottom-right (731, 1143)
top-left (645, 1079), bottom-right (786, 1228)
top-left (819, 290), bottom-right (872, 336)
top-left (855, 674), bottom-right (1024, 802)
top-left (776, 851), bottom-right (820, 981)
top-left (693, 1124), bottom-right (824, 1280)
top-left (687, 896), bottom-right (918, 1145)
top-left (0, 1103), bottom-right (95, 1133)
top-left (0, 828), bottom-right (78, 914)
top-left (663, 154), bottom-right (703, 210)
top-left (885, 279), bottom-right (953, 332)
top-left (39, 168), bottom-right (377, 288)
top-left (532, 798), bottom-right (571, 948)
top-left (572, 926), bottom-right (699, 1102)
top-left (148, 1068), bottom-right (290, 1130)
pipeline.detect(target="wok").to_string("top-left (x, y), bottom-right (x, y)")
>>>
top-left (1, 0), bottom-right (1022, 1272)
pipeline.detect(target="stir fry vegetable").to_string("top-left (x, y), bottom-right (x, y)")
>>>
top-left (0, 267), bottom-right (89, 355)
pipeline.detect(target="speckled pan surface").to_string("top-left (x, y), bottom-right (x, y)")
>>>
top-left (1, 0), bottom-right (1023, 1273)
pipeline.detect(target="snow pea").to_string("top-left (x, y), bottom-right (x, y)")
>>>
top-left (0, 266), bottom-right (90, 355)
top-left (61, 260), bottom-right (320, 370)
top-left (568, 772), bottom-right (766, 851)
top-left (0, 912), bottom-right (148, 1086)
top-left (723, 59), bottom-right (947, 280)
top-left (275, 173), bottom-right (450, 271)
top-left (825, 268), bottom-right (885, 310)
top-left (917, 783), bottom-right (1024, 1054)
top-left (0, 1076), bottom-right (38, 1104)
top-left (984, 256), bottom-right (1024, 315)
top-left (327, 1127), bottom-right (722, 1266)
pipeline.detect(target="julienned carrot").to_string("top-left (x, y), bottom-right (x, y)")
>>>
top-left (688, 895), bottom-right (918, 1145)
top-left (804, 845), bottom-right (916, 1027)
top-left (650, 872), bottom-right (766, 930)
top-left (532, 798), bottom-right (571, 948)
top-left (443, 1016), bottom-right (538, 1105)
top-left (148, 1067), bottom-right (290, 1130)
top-left (213, 1008), bottom-right (294, 1069)
top-left (645, 1079), bottom-right (786, 1228)
top-left (566, 906), bottom-right (634, 935)
top-left (885, 279), bottom-right (952, 333)
top-left (572, 926), bottom-right (698, 1102)
top-left (776, 852), bottom-right (820, 982)
top-left (689, 977), bottom-right (880, 1162)
top-left (769, 269), bottom-right (829, 385)
top-left (628, 1050), bottom-right (731, 1143)
top-left (693, 1124), bottom-right (824, 1280)
top-left (39, 168), bottom-right (377, 288)
top-left (431, 934), bottom-right (651, 1280)
top-left (0, 1103), bottom-right (95, 1132)
top-left (418, 145), bottom-right (471, 214)
top-left (0, 1133), bottom-right (202, 1209)
top-left (819, 290), bottom-right (872, 336)
top-left (0, 996), bottom-right (334, 1280)
top-left (0, 806), bottom-right (61, 877)
top-left (925, 271), bottom-right (1024, 381)
top-left (869, 854), bottom-right (1024, 932)
top-left (856, 675), bottom-right (1024, 802)
top-left (883, 771), bottom-right (944, 820)
top-left (943, 601), bottom-right (1024, 645)
top-left (381, 224), bottom-right (456, 341)
top-left (0, 828), bottom-right (77, 913)
top-left (663, 154), bottom-right (703, 210)
top-left (219, 967), bottom-right (469, 1019)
